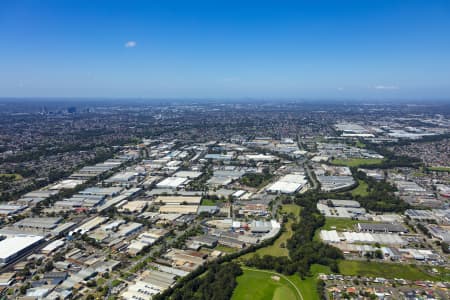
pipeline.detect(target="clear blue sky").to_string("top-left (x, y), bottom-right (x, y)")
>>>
top-left (1, 0), bottom-right (450, 99)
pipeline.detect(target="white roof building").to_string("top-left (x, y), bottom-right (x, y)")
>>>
top-left (0, 235), bottom-right (44, 264)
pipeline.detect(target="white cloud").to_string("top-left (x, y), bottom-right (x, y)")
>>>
top-left (337, 87), bottom-right (344, 91)
top-left (374, 85), bottom-right (399, 90)
top-left (124, 41), bottom-right (137, 48)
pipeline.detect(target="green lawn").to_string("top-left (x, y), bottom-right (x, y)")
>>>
top-left (339, 260), bottom-right (439, 281)
top-left (201, 198), bottom-right (218, 206)
top-left (331, 158), bottom-right (383, 167)
top-left (349, 180), bottom-right (369, 197)
top-left (232, 268), bottom-right (302, 300)
top-left (428, 166), bottom-right (450, 172)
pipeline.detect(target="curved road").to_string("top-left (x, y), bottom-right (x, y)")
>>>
top-left (241, 266), bottom-right (304, 300)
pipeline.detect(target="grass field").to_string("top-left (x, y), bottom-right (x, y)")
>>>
top-left (420, 265), bottom-right (450, 282)
top-left (201, 198), bottom-right (218, 206)
top-left (232, 268), bottom-right (302, 300)
top-left (339, 260), bottom-right (439, 281)
top-left (288, 264), bottom-right (331, 300)
top-left (331, 158), bottom-right (383, 167)
top-left (215, 244), bottom-right (239, 253)
top-left (349, 180), bottom-right (369, 197)
top-left (280, 204), bottom-right (301, 219)
top-left (428, 166), bottom-right (450, 172)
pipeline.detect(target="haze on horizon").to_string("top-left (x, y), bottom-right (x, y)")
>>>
top-left (1, 0), bottom-right (450, 99)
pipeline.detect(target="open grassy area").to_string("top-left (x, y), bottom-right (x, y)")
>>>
top-left (349, 179), bottom-right (369, 197)
top-left (420, 265), bottom-right (450, 282)
top-left (355, 140), bottom-right (366, 148)
top-left (232, 268), bottom-right (302, 300)
top-left (331, 158), bottom-right (383, 167)
top-left (215, 244), bottom-right (239, 253)
top-left (200, 198), bottom-right (218, 206)
top-left (339, 260), bottom-right (439, 281)
top-left (280, 204), bottom-right (301, 220)
top-left (321, 217), bottom-right (363, 231)
top-left (428, 166), bottom-right (450, 172)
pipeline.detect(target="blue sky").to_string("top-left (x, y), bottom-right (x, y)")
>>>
top-left (1, 0), bottom-right (450, 99)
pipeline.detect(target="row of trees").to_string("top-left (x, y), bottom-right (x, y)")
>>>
top-left (154, 263), bottom-right (243, 300)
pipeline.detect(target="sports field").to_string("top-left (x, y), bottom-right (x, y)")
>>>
top-left (232, 268), bottom-right (302, 300)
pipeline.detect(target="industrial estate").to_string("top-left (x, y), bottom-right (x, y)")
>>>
top-left (0, 100), bottom-right (449, 299)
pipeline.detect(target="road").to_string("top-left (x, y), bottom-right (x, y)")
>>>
top-left (304, 163), bottom-right (319, 190)
top-left (241, 266), bottom-right (304, 300)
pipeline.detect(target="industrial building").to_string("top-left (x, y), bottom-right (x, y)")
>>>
top-left (357, 223), bottom-right (407, 233)
top-left (0, 235), bottom-right (44, 264)
top-left (266, 173), bottom-right (307, 194)
top-left (154, 196), bottom-right (202, 205)
top-left (156, 177), bottom-right (189, 189)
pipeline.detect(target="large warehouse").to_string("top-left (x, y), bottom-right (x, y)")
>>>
top-left (266, 173), bottom-right (307, 194)
top-left (0, 235), bottom-right (44, 264)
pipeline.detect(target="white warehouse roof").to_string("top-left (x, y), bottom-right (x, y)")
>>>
top-left (0, 235), bottom-right (44, 262)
